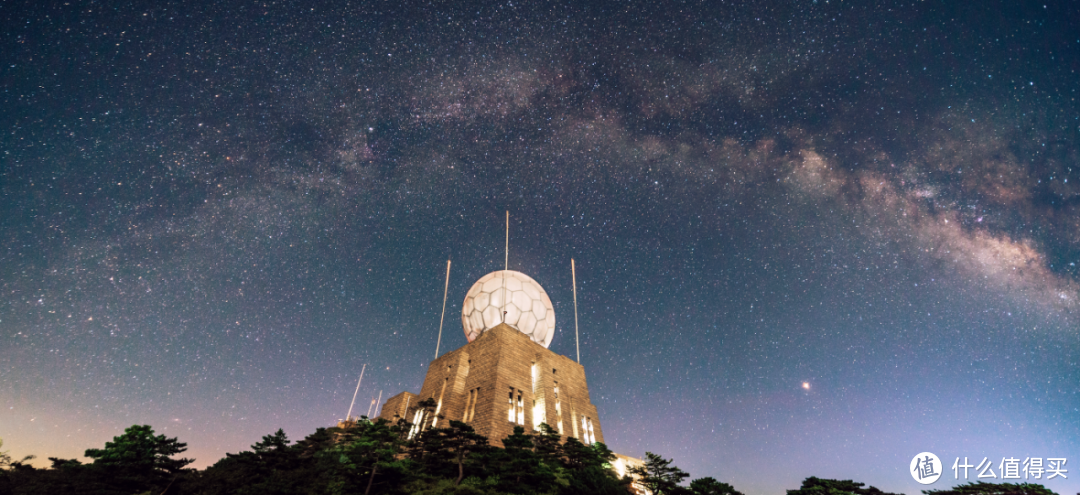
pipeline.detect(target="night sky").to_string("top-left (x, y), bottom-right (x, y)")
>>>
top-left (2, 1), bottom-right (1078, 494)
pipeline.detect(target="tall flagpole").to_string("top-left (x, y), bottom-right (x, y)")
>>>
top-left (502, 211), bottom-right (509, 322)
top-left (572, 258), bottom-right (580, 363)
top-left (346, 363), bottom-right (366, 421)
top-left (435, 260), bottom-right (451, 358)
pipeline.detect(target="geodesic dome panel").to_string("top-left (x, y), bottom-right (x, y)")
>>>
top-left (462, 270), bottom-right (555, 347)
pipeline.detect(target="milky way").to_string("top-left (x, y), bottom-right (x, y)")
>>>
top-left (2, 2), bottom-right (1078, 494)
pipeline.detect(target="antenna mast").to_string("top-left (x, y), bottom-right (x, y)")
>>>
top-left (366, 389), bottom-right (383, 419)
top-left (435, 260), bottom-right (451, 358)
top-left (346, 363), bottom-right (366, 421)
top-left (501, 211), bottom-right (509, 323)
top-left (572, 258), bottom-right (580, 363)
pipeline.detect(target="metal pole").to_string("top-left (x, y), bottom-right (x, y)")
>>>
top-left (502, 211), bottom-right (509, 323)
top-left (346, 363), bottom-right (366, 421)
top-left (435, 260), bottom-right (451, 358)
top-left (572, 258), bottom-right (580, 364)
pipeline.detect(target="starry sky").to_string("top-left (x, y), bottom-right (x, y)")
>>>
top-left (2, 1), bottom-right (1078, 494)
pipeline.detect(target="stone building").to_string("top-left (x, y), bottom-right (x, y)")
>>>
top-left (379, 322), bottom-right (602, 447)
top-left (374, 268), bottom-right (646, 492)
top-left (378, 269), bottom-right (604, 447)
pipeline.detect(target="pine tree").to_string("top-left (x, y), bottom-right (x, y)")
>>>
top-left (436, 420), bottom-right (488, 486)
top-left (84, 425), bottom-right (193, 474)
top-left (630, 451), bottom-right (690, 495)
top-left (691, 477), bottom-right (744, 495)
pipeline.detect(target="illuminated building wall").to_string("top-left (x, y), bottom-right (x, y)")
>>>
top-left (379, 323), bottom-right (604, 447)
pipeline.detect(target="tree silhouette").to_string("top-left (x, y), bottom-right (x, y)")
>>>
top-left (787, 477), bottom-right (903, 495)
top-left (84, 425), bottom-right (192, 474)
top-left (46, 458), bottom-right (82, 470)
top-left (923, 481), bottom-right (1059, 495)
top-left (436, 420), bottom-right (489, 486)
top-left (0, 438), bottom-right (34, 471)
top-left (532, 423), bottom-right (562, 465)
top-left (251, 429), bottom-right (290, 454)
top-left (691, 476), bottom-right (745, 495)
top-left (630, 451), bottom-right (690, 495)
top-left (484, 425), bottom-right (561, 494)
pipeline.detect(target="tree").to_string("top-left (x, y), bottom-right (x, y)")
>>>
top-left (404, 398), bottom-right (440, 463)
top-left (555, 439), bottom-right (630, 495)
top-left (293, 427), bottom-right (336, 458)
top-left (501, 425), bottom-right (534, 452)
top-left (923, 481), bottom-right (1059, 495)
top-left (691, 477), bottom-right (744, 495)
top-left (437, 420), bottom-right (489, 486)
top-left (0, 438), bottom-right (33, 495)
top-left (329, 419), bottom-right (407, 495)
top-left (561, 464), bottom-right (631, 495)
top-left (84, 424), bottom-right (193, 474)
top-left (252, 429), bottom-right (290, 454)
top-left (532, 423), bottom-right (562, 465)
top-left (561, 438), bottom-right (615, 471)
top-left (484, 426), bottom-right (561, 495)
top-left (630, 452), bottom-right (690, 495)
top-left (46, 458), bottom-right (82, 469)
top-left (0, 438), bottom-right (34, 471)
top-left (192, 428), bottom-right (324, 495)
top-left (787, 477), bottom-right (903, 495)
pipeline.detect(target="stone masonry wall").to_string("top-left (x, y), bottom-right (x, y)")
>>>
top-left (377, 323), bottom-right (604, 448)
top-left (379, 391), bottom-right (418, 423)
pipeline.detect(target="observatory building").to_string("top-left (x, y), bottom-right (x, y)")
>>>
top-left (378, 270), bottom-right (604, 447)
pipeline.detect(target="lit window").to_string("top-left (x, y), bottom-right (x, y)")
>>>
top-left (533, 399), bottom-right (545, 431)
top-left (408, 409), bottom-right (424, 439)
top-left (508, 388), bottom-right (516, 422)
top-left (531, 363), bottom-right (545, 430)
top-left (532, 363), bottom-right (539, 392)
top-left (464, 388), bottom-right (478, 423)
top-left (433, 378), bottom-right (447, 428)
top-left (553, 381), bottom-right (563, 434)
top-left (516, 391), bottom-right (525, 425)
top-left (580, 416), bottom-right (596, 444)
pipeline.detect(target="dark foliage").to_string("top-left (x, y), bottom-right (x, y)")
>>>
top-left (691, 476), bottom-right (745, 495)
top-left (2, 421), bottom-right (735, 495)
top-left (923, 481), bottom-right (1060, 495)
top-left (631, 451), bottom-right (691, 495)
top-left (2, 425), bottom-right (192, 494)
top-left (85, 424), bottom-right (193, 475)
top-left (786, 477), bottom-right (904, 495)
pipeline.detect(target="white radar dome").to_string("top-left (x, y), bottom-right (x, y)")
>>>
top-left (462, 270), bottom-right (555, 348)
